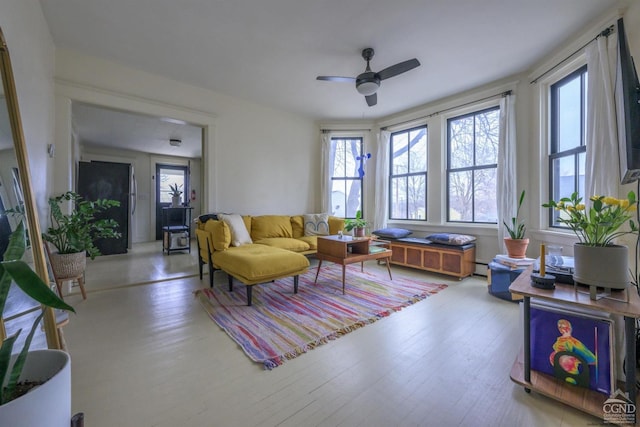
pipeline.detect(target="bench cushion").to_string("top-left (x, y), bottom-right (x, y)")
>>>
top-left (425, 233), bottom-right (476, 246)
top-left (372, 227), bottom-right (412, 239)
top-left (395, 237), bottom-right (475, 251)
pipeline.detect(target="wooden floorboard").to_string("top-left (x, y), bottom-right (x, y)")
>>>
top-left (58, 242), bottom-right (603, 426)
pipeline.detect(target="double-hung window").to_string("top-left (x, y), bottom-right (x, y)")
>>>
top-left (447, 107), bottom-right (500, 223)
top-left (330, 137), bottom-right (363, 218)
top-left (389, 125), bottom-right (427, 220)
top-left (548, 66), bottom-right (588, 227)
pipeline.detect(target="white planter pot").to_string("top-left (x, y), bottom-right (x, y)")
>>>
top-left (0, 350), bottom-right (71, 427)
top-left (171, 195), bottom-right (181, 207)
top-left (573, 243), bottom-right (629, 291)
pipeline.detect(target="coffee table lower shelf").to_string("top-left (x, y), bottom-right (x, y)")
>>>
top-left (510, 349), bottom-right (638, 423)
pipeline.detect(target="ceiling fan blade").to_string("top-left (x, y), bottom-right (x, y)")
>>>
top-left (316, 76), bottom-right (356, 83)
top-left (365, 93), bottom-right (377, 107)
top-left (377, 58), bottom-right (420, 80)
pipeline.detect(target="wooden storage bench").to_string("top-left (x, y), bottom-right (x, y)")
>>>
top-left (387, 237), bottom-right (475, 279)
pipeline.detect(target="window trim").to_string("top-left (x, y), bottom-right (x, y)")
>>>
top-left (547, 65), bottom-right (587, 228)
top-left (330, 136), bottom-right (364, 219)
top-left (388, 124), bottom-right (428, 221)
top-left (446, 105), bottom-right (500, 224)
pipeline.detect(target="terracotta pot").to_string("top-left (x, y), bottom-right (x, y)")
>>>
top-left (573, 243), bottom-right (628, 291)
top-left (353, 227), bottom-right (366, 237)
top-left (504, 237), bottom-right (529, 259)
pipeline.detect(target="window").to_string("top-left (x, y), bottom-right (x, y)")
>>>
top-left (447, 107), bottom-right (500, 223)
top-left (549, 66), bottom-right (587, 227)
top-left (389, 125), bottom-right (427, 220)
top-left (330, 137), bottom-right (363, 218)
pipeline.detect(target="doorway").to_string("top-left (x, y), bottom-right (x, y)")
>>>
top-left (155, 164), bottom-right (189, 240)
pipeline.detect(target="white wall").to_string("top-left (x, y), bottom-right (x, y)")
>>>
top-left (54, 49), bottom-right (319, 217)
top-left (3, 1), bottom-right (638, 268)
top-left (0, 0), bottom-right (55, 223)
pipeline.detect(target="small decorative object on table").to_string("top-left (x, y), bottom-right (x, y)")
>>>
top-left (543, 191), bottom-right (638, 300)
top-left (530, 244), bottom-right (556, 289)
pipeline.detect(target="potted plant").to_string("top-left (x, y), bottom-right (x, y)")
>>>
top-left (543, 191), bottom-right (638, 297)
top-left (344, 210), bottom-right (368, 237)
top-left (42, 191), bottom-right (121, 280)
top-left (169, 183), bottom-right (183, 207)
top-left (503, 190), bottom-right (529, 259)
top-left (0, 221), bottom-right (76, 426)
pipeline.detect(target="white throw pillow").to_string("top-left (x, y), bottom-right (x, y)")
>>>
top-left (218, 213), bottom-right (253, 247)
top-left (303, 213), bottom-right (330, 236)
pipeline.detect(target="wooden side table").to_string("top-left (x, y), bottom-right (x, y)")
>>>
top-left (314, 235), bottom-right (392, 294)
top-left (509, 266), bottom-right (640, 424)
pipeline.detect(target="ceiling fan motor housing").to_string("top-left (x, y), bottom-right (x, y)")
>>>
top-left (356, 72), bottom-right (380, 96)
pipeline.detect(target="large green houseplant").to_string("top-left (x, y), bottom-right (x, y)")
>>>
top-left (42, 191), bottom-right (121, 260)
top-left (42, 191), bottom-right (121, 281)
top-left (543, 191), bottom-right (638, 296)
top-left (0, 221), bottom-right (75, 404)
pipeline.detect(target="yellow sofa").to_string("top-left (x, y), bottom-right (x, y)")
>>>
top-left (195, 214), bottom-right (345, 305)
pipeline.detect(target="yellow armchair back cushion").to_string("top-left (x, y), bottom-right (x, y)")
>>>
top-left (204, 219), bottom-right (231, 251)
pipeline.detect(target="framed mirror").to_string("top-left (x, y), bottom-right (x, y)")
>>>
top-left (0, 28), bottom-right (60, 349)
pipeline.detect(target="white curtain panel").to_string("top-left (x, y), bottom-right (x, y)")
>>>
top-left (374, 130), bottom-right (391, 230)
top-left (320, 132), bottom-right (332, 213)
top-left (496, 93), bottom-right (517, 253)
top-left (585, 33), bottom-right (620, 200)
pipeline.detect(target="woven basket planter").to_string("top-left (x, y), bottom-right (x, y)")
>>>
top-left (49, 251), bottom-right (86, 279)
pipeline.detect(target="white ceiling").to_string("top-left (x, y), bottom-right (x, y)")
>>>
top-left (39, 0), bottom-right (628, 156)
top-left (72, 103), bottom-right (203, 158)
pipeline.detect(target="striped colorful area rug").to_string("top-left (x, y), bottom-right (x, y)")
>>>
top-left (195, 264), bottom-right (447, 369)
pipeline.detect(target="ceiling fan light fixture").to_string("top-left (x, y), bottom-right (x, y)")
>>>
top-left (169, 138), bottom-right (182, 147)
top-left (356, 80), bottom-right (379, 96)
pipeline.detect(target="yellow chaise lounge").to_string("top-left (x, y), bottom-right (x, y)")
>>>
top-left (196, 214), bottom-right (345, 306)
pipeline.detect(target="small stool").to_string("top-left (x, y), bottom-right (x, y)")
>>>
top-left (52, 274), bottom-right (86, 301)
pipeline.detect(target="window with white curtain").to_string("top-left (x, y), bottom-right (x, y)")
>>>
top-left (388, 125), bottom-right (427, 220)
top-left (330, 137), bottom-right (363, 219)
top-left (447, 107), bottom-right (500, 223)
top-left (548, 65), bottom-right (588, 227)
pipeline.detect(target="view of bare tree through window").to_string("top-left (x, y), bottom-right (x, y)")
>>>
top-left (330, 137), bottom-right (363, 218)
top-left (447, 107), bottom-right (499, 222)
top-left (390, 126), bottom-right (427, 220)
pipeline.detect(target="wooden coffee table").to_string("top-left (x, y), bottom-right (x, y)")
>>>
top-left (314, 235), bottom-right (392, 294)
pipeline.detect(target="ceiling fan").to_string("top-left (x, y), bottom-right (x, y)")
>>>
top-left (316, 48), bottom-right (420, 107)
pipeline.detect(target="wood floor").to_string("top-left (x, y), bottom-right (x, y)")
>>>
top-left (59, 242), bottom-right (599, 426)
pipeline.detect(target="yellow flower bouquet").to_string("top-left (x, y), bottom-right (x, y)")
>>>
top-left (542, 191), bottom-right (638, 246)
